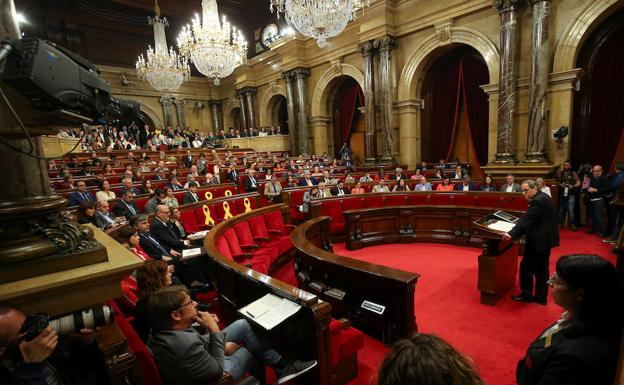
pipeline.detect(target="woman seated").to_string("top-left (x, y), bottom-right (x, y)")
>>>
top-left (517, 254), bottom-right (623, 385)
top-left (76, 201), bottom-right (96, 225)
top-left (351, 182), bottom-right (366, 194)
top-left (392, 179), bottom-right (410, 192)
top-left (436, 177), bottom-right (454, 191)
top-left (141, 178), bottom-right (155, 195)
top-left (163, 187), bottom-right (179, 209)
top-left (480, 175), bottom-right (496, 191)
top-left (96, 180), bottom-right (116, 202)
top-left (284, 175), bottom-right (298, 189)
top-left (377, 333), bottom-right (484, 385)
top-left (116, 225), bottom-right (151, 261)
top-left (410, 168), bottom-right (423, 180)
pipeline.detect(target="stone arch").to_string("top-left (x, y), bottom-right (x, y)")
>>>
top-left (259, 84), bottom-right (287, 126)
top-left (139, 103), bottom-right (162, 128)
top-left (311, 63), bottom-right (365, 117)
top-left (553, 0), bottom-right (622, 72)
top-left (397, 27), bottom-right (499, 101)
top-left (222, 97), bottom-right (241, 129)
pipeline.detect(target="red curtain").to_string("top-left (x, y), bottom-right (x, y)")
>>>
top-left (432, 58), bottom-right (461, 161)
top-left (462, 57), bottom-right (490, 166)
top-left (340, 84), bottom-right (364, 144)
top-left (572, 22), bottom-right (624, 170)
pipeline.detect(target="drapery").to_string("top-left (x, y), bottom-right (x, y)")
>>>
top-left (462, 57), bottom-right (490, 166)
top-left (340, 84), bottom-right (364, 144)
top-left (431, 58), bottom-right (461, 162)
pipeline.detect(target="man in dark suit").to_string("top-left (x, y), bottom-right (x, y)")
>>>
top-left (330, 182), bottom-right (350, 196)
top-left (182, 151), bottom-right (193, 169)
top-left (388, 167), bottom-right (406, 181)
top-left (68, 180), bottom-right (96, 206)
top-left (298, 171), bottom-right (318, 186)
top-left (454, 176), bottom-right (476, 191)
top-left (151, 205), bottom-right (190, 253)
top-left (131, 214), bottom-right (175, 261)
top-left (112, 191), bottom-right (140, 219)
top-left (119, 177), bottom-right (141, 196)
top-left (503, 180), bottom-right (559, 305)
top-left (182, 182), bottom-right (201, 204)
top-left (226, 165), bottom-right (238, 183)
top-left (94, 200), bottom-right (122, 229)
top-left (167, 176), bottom-right (184, 191)
top-left (244, 170), bottom-right (259, 193)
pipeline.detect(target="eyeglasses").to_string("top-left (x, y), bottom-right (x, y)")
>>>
top-left (177, 298), bottom-right (195, 311)
top-left (547, 274), bottom-right (567, 286)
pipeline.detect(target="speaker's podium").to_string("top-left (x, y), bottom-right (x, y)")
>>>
top-left (473, 212), bottom-right (519, 306)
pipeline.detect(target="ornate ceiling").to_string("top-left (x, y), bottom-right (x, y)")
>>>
top-left (14, 0), bottom-right (279, 68)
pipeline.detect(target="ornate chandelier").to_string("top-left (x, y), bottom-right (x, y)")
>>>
top-left (177, 0), bottom-right (247, 86)
top-left (136, 1), bottom-right (190, 94)
top-left (270, 0), bottom-right (370, 48)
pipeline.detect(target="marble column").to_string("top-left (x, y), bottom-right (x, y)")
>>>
top-left (243, 87), bottom-right (257, 129)
top-left (374, 36), bottom-right (397, 165)
top-left (395, 100), bottom-right (422, 170)
top-left (282, 72), bottom-right (298, 154)
top-left (174, 98), bottom-right (186, 129)
top-left (160, 96), bottom-right (174, 128)
top-left (309, 116), bottom-right (331, 156)
top-left (493, 0), bottom-right (524, 164)
top-left (208, 100), bottom-right (223, 133)
top-left (236, 90), bottom-right (248, 129)
top-left (293, 68), bottom-right (311, 155)
top-left (524, 0), bottom-right (551, 163)
top-left (359, 41), bottom-right (377, 164)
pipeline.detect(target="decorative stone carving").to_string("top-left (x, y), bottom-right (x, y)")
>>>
top-left (330, 58), bottom-right (344, 75)
top-left (174, 98), bottom-right (186, 128)
top-left (160, 96), bottom-right (174, 128)
top-left (434, 20), bottom-right (453, 44)
top-left (359, 40), bottom-right (377, 164)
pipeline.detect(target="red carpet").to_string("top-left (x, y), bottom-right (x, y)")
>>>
top-left (270, 229), bottom-right (617, 385)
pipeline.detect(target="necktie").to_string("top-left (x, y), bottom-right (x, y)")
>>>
top-left (102, 213), bottom-right (114, 225)
top-left (272, 183), bottom-right (276, 193)
top-left (126, 202), bottom-right (137, 216)
top-left (82, 192), bottom-right (88, 201)
top-left (143, 234), bottom-right (169, 256)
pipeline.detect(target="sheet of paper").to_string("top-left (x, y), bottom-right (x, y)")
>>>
top-left (239, 294), bottom-right (301, 330)
top-left (241, 294), bottom-right (283, 319)
top-left (188, 230), bottom-right (209, 240)
top-left (487, 220), bottom-right (515, 232)
top-left (182, 247), bottom-right (202, 259)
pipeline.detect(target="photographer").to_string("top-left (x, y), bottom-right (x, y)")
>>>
top-left (0, 307), bottom-right (103, 385)
top-left (556, 160), bottom-right (580, 231)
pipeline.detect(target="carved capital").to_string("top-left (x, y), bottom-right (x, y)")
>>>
top-left (208, 100), bottom-right (222, 107)
top-left (358, 40), bottom-right (375, 57)
top-left (235, 89), bottom-right (246, 98)
top-left (281, 71), bottom-right (294, 81)
top-left (241, 86), bottom-right (257, 96)
top-left (159, 96), bottom-right (173, 106)
top-left (173, 98), bottom-right (185, 106)
top-left (492, 0), bottom-right (524, 13)
top-left (292, 67), bottom-right (310, 80)
top-left (529, 0), bottom-right (549, 4)
top-left (373, 36), bottom-right (396, 52)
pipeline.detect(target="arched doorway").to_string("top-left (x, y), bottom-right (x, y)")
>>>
top-left (420, 45), bottom-right (489, 168)
top-left (138, 111), bottom-right (155, 131)
top-left (327, 76), bottom-right (364, 159)
top-left (571, 9), bottom-right (624, 171)
top-left (267, 94), bottom-right (288, 133)
top-left (229, 107), bottom-right (242, 131)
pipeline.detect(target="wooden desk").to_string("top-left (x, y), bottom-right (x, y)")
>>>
top-left (291, 216), bottom-right (419, 344)
top-left (342, 206), bottom-right (519, 305)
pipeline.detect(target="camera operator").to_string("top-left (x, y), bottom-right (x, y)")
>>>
top-left (0, 307), bottom-right (103, 385)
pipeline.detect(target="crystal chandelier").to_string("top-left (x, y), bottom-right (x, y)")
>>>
top-left (177, 0), bottom-right (247, 86)
top-left (136, 1), bottom-right (190, 94)
top-left (270, 0), bottom-right (370, 48)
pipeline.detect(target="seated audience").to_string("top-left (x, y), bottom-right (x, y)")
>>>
top-left (480, 175), bottom-right (496, 191)
top-left (301, 186), bottom-right (321, 213)
top-left (433, 169), bottom-right (443, 179)
top-left (501, 174), bottom-right (521, 193)
top-left (264, 174), bottom-right (283, 203)
top-left (183, 175), bottom-right (197, 189)
top-left (163, 187), bottom-right (179, 209)
top-left (94, 200), bottom-right (123, 229)
top-left (318, 182), bottom-right (332, 197)
top-left (392, 179), bottom-right (410, 192)
top-left (182, 182), bottom-right (201, 204)
top-left (455, 176), bottom-right (476, 191)
top-left (410, 169), bottom-right (423, 181)
top-left (167, 176), bottom-right (184, 191)
top-left (517, 254), bottom-right (623, 385)
top-left (132, 214), bottom-right (175, 262)
top-left (413, 177), bottom-right (432, 192)
top-left (284, 175), bottom-right (298, 189)
top-left (372, 179), bottom-right (390, 193)
top-left (119, 177), bottom-right (140, 196)
top-left (146, 285), bottom-right (317, 385)
top-left (331, 181), bottom-right (350, 196)
top-left (536, 177), bottom-right (551, 197)
top-left (351, 182), bottom-right (366, 194)
top-left (116, 225), bottom-right (151, 261)
top-left (359, 172), bottom-right (374, 183)
top-left (96, 180), bottom-right (116, 202)
top-left (299, 170), bottom-right (318, 187)
top-left (344, 174), bottom-right (356, 184)
top-left (320, 171), bottom-right (337, 186)
top-left (389, 167), bottom-right (406, 181)
top-left (245, 170), bottom-right (259, 193)
top-left (76, 201), bottom-right (96, 225)
top-left (436, 177), bottom-right (453, 191)
top-left (451, 164), bottom-right (465, 179)
top-left (145, 189), bottom-right (166, 214)
top-left (377, 333), bottom-right (484, 385)
top-left (68, 180), bottom-right (96, 206)
top-left (112, 190), bottom-right (140, 218)
top-left (151, 205), bottom-right (190, 253)
top-left (226, 164), bottom-right (238, 183)
top-left (169, 207), bottom-right (188, 239)
top-left (141, 178), bottom-right (155, 195)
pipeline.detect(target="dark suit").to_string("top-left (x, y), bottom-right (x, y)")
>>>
top-left (330, 187), bottom-right (350, 196)
top-left (244, 176), bottom-right (258, 192)
top-left (226, 170), bottom-right (238, 183)
top-left (139, 232), bottom-right (171, 260)
top-left (517, 324), bottom-right (618, 385)
top-left (454, 182), bottom-right (476, 191)
top-left (112, 200), bottom-right (139, 218)
top-left (508, 191), bottom-right (559, 300)
top-left (182, 191), bottom-right (200, 204)
top-left (182, 156), bottom-right (193, 168)
top-left (94, 211), bottom-right (117, 229)
top-left (298, 177), bottom-right (318, 186)
top-left (119, 186), bottom-right (141, 196)
top-left (68, 191), bottom-right (96, 207)
top-left (389, 174), bottom-right (406, 181)
top-left (151, 218), bottom-right (185, 252)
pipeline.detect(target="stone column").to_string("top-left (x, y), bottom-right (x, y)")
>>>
top-left (208, 100), bottom-right (223, 133)
top-left (359, 40), bottom-right (377, 165)
top-left (160, 96), bottom-right (174, 128)
top-left (236, 90), bottom-right (248, 129)
top-left (243, 87), bottom-right (257, 129)
top-left (174, 98), bottom-right (186, 128)
top-left (374, 36), bottom-right (397, 165)
top-left (524, 0), bottom-right (551, 163)
top-left (395, 100), bottom-right (422, 170)
top-left (293, 68), bottom-right (311, 155)
top-left (282, 72), bottom-right (298, 154)
top-left (492, 0), bottom-right (524, 164)
top-left (309, 116), bottom-right (331, 156)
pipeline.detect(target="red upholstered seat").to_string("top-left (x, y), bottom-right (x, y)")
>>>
top-left (233, 222), bottom-right (280, 263)
top-left (289, 189), bottom-right (307, 221)
top-left (248, 215), bottom-right (270, 240)
top-left (194, 205), bottom-right (215, 229)
top-left (215, 201), bottom-right (238, 222)
top-left (320, 200), bottom-right (344, 226)
top-left (135, 197), bottom-right (149, 213)
top-left (234, 197), bottom-right (256, 214)
top-left (223, 228), bottom-right (271, 270)
top-left (120, 277), bottom-right (138, 308)
top-left (342, 197), bottom-right (364, 211)
top-left (502, 196), bottom-right (528, 211)
top-left (215, 237), bottom-right (233, 260)
top-left (384, 194), bottom-right (407, 207)
top-left (108, 300), bottom-right (163, 385)
top-left (217, 234), bottom-right (269, 275)
top-left (328, 319), bottom-right (365, 366)
top-left (263, 210), bottom-right (294, 235)
top-left (329, 222), bottom-right (345, 235)
top-left (180, 210), bottom-right (201, 233)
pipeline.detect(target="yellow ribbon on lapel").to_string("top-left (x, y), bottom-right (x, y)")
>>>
top-left (243, 197), bottom-right (252, 213)
top-left (222, 201), bottom-right (233, 219)
top-left (204, 191), bottom-right (213, 200)
top-left (202, 204), bottom-right (215, 227)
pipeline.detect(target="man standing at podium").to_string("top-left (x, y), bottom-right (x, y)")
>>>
top-left (503, 180), bottom-right (559, 305)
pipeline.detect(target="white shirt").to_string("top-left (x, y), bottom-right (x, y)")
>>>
top-left (540, 186), bottom-right (552, 196)
top-left (505, 184), bottom-right (514, 193)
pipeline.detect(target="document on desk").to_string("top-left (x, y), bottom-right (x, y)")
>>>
top-left (487, 220), bottom-right (515, 233)
top-left (239, 294), bottom-right (301, 330)
top-left (188, 230), bottom-right (209, 240)
top-left (182, 247), bottom-right (202, 259)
